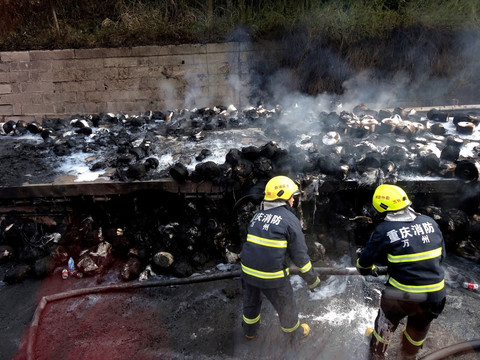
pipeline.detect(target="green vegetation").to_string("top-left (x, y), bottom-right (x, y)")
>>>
top-left (0, 0), bottom-right (479, 51)
top-left (1, 0), bottom-right (479, 101)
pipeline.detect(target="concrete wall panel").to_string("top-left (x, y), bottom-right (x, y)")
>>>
top-left (0, 42), bottom-right (273, 122)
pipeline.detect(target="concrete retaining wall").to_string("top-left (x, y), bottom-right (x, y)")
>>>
top-left (0, 42), bottom-right (278, 122)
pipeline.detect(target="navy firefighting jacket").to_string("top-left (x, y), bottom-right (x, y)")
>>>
top-left (240, 202), bottom-right (317, 289)
top-left (358, 214), bottom-right (445, 294)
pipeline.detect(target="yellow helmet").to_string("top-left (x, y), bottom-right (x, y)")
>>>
top-left (372, 184), bottom-right (411, 213)
top-left (264, 176), bottom-right (300, 201)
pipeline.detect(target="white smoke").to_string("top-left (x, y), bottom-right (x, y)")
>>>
top-left (233, 29), bottom-right (480, 113)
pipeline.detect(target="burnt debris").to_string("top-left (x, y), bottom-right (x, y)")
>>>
top-left (0, 103), bottom-right (479, 283)
top-left (0, 104), bottom-right (479, 185)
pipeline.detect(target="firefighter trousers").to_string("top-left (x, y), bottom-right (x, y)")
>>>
top-left (370, 286), bottom-right (446, 357)
top-left (242, 278), bottom-right (300, 337)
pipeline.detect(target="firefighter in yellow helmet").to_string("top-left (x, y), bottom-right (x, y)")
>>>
top-left (240, 175), bottom-right (321, 342)
top-left (357, 184), bottom-right (446, 359)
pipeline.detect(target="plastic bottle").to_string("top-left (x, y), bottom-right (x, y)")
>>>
top-left (462, 282), bottom-right (479, 291)
top-left (68, 257), bottom-right (75, 275)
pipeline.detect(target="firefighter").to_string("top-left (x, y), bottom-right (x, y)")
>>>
top-left (357, 184), bottom-right (446, 359)
top-left (240, 175), bottom-right (321, 341)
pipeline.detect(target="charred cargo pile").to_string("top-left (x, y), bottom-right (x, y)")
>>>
top-left (0, 191), bottom-right (238, 283)
top-left (0, 103), bottom-right (479, 284)
top-left (0, 104), bottom-right (479, 186)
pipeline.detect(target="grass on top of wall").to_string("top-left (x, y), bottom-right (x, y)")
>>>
top-left (0, 0), bottom-right (478, 51)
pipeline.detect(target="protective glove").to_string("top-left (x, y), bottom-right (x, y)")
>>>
top-left (356, 247), bottom-right (364, 257)
top-left (369, 264), bottom-right (379, 277)
top-left (357, 266), bottom-right (378, 276)
top-left (356, 258), bottom-right (378, 277)
top-left (308, 276), bottom-right (321, 292)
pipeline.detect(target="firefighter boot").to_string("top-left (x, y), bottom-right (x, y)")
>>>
top-left (285, 323), bottom-right (310, 341)
top-left (369, 330), bottom-right (388, 360)
top-left (295, 323), bottom-right (310, 340)
top-left (401, 329), bottom-right (421, 360)
top-left (286, 323), bottom-right (311, 348)
top-left (242, 319), bottom-right (259, 340)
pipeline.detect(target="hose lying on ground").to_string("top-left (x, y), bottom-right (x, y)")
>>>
top-left (25, 266), bottom-right (386, 359)
top-left (418, 339), bottom-right (480, 360)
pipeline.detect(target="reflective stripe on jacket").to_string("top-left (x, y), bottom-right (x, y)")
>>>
top-left (358, 214), bottom-right (445, 294)
top-left (240, 203), bottom-right (316, 289)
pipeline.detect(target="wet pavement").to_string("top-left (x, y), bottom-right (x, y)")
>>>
top-left (0, 254), bottom-right (479, 360)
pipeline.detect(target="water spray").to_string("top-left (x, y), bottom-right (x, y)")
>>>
top-left (25, 265), bottom-right (386, 359)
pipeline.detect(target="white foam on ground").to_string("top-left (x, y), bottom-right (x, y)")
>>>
top-left (290, 254), bottom-right (354, 297)
top-left (183, 136), bottom-right (264, 171)
top-left (459, 141), bottom-right (480, 159)
top-left (291, 254), bottom-right (378, 335)
top-left (56, 152), bottom-right (107, 182)
top-left (295, 275), bottom-right (378, 336)
top-left (0, 134), bottom-right (42, 142)
top-left (303, 297), bottom-right (377, 336)
top-left (311, 275), bottom-right (348, 300)
top-left (156, 153), bottom-right (175, 169)
top-left (215, 263), bottom-right (237, 272)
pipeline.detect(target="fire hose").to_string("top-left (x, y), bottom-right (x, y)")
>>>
top-left (26, 265), bottom-right (385, 359)
top-left (418, 339), bottom-right (480, 359)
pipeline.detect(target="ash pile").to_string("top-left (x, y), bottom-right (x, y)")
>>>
top-left (0, 102), bottom-right (479, 284)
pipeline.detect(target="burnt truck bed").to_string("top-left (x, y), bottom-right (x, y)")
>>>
top-left (0, 104), bottom-right (478, 292)
top-left (0, 103), bottom-right (478, 206)
top-left (0, 178), bottom-right (471, 200)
